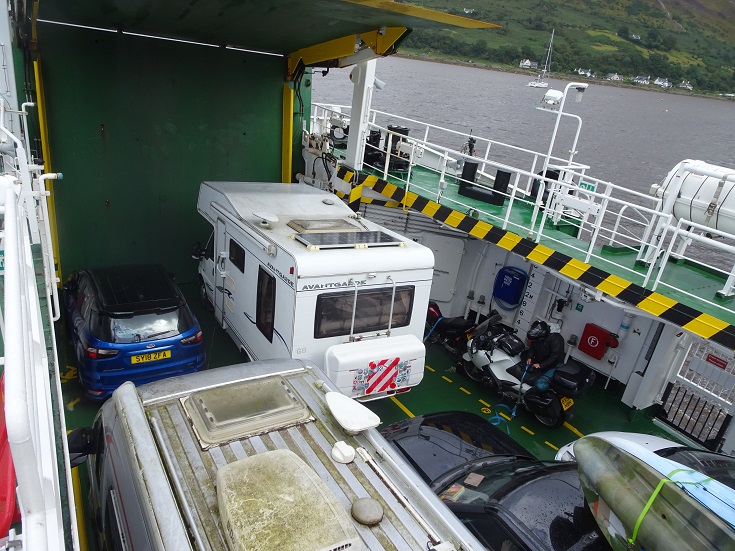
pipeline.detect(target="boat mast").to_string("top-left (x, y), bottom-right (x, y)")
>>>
top-left (541, 29), bottom-right (554, 79)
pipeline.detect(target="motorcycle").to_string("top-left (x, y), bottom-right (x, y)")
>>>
top-left (461, 317), bottom-right (596, 428)
top-left (424, 301), bottom-right (478, 362)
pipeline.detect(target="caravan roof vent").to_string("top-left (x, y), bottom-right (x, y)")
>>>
top-left (288, 218), bottom-right (360, 233)
top-left (182, 376), bottom-right (312, 448)
top-left (295, 230), bottom-right (403, 250)
top-left (218, 449), bottom-right (363, 551)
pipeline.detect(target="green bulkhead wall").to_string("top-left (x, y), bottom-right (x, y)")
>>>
top-left (37, 24), bottom-right (307, 283)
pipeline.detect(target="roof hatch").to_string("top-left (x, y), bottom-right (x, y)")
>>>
top-left (217, 449), bottom-right (362, 551)
top-left (182, 376), bottom-right (312, 448)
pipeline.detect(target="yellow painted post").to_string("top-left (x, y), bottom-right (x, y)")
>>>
top-left (282, 83), bottom-right (294, 183)
top-left (72, 467), bottom-right (89, 550)
top-left (33, 58), bottom-right (63, 281)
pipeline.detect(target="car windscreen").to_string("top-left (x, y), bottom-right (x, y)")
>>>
top-left (384, 412), bottom-right (531, 484)
top-left (436, 458), bottom-right (556, 505)
top-left (497, 468), bottom-right (609, 550)
top-left (441, 463), bottom-right (609, 551)
top-left (97, 306), bottom-right (195, 343)
top-left (658, 448), bottom-right (735, 490)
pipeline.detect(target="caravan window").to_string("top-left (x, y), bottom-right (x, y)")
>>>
top-left (229, 239), bottom-right (245, 273)
top-left (256, 267), bottom-right (275, 342)
top-left (314, 286), bottom-right (414, 338)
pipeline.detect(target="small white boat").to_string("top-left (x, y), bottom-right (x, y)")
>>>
top-left (527, 29), bottom-right (554, 88)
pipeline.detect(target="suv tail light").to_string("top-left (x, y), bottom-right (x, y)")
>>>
top-left (85, 345), bottom-right (119, 360)
top-left (181, 330), bottom-right (203, 346)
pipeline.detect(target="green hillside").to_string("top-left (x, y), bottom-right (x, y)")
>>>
top-left (400, 0), bottom-right (735, 93)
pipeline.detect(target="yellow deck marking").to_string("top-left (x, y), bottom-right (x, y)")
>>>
top-left (521, 426), bottom-right (535, 435)
top-left (425, 365), bottom-right (435, 372)
top-left (478, 399), bottom-right (491, 408)
top-left (499, 412), bottom-right (512, 421)
top-left (67, 398), bottom-right (80, 410)
top-left (545, 441), bottom-right (559, 451)
top-left (563, 422), bottom-right (585, 438)
top-left (61, 366), bottom-right (77, 383)
top-left (441, 376), bottom-right (453, 383)
top-left (390, 396), bottom-right (414, 418)
top-left (459, 387), bottom-right (471, 395)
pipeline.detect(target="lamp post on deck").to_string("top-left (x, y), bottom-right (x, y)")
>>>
top-left (538, 82), bottom-right (588, 177)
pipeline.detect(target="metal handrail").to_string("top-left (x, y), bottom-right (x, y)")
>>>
top-left (4, 182), bottom-right (60, 549)
top-left (310, 104), bottom-right (735, 321)
top-left (1, 122), bottom-right (75, 549)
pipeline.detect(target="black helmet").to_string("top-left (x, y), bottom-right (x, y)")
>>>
top-left (527, 320), bottom-right (550, 341)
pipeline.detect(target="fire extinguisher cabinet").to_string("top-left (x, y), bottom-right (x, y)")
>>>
top-left (578, 323), bottom-right (612, 360)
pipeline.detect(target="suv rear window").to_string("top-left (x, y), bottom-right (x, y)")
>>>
top-left (96, 306), bottom-right (195, 343)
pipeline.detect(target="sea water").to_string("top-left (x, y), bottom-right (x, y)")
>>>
top-left (311, 56), bottom-right (735, 195)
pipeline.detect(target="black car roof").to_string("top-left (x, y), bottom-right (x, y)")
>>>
top-left (86, 264), bottom-right (182, 313)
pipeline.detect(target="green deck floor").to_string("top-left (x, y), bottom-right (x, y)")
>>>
top-left (366, 343), bottom-right (682, 461)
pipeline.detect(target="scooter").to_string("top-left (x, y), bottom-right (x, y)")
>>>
top-left (461, 317), bottom-right (596, 428)
top-left (424, 301), bottom-right (478, 362)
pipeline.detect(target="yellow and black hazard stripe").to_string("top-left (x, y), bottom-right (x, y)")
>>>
top-left (335, 167), bottom-right (400, 210)
top-left (334, 166), bottom-right (735, 350)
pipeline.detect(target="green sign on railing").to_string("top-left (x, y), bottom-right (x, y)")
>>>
top-left (579, 181), bottom-right (596, 192)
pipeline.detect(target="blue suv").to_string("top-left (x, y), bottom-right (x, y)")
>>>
top-left (63, 264), bottom-right (206, 400)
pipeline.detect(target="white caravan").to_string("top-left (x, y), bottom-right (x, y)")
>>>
top-left (194, 181), bottom-right (434, 400)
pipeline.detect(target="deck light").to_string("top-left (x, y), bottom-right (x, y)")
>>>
top-left (574, 83), bottom-right (589, 102)
top-left (540, 82), bottom-right (590, 173)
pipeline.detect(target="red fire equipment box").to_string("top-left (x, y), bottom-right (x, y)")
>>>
top-left (578, 323), bottom-right (617, 360)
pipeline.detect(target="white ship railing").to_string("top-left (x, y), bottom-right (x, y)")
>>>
top-left (311, 103), bottom-right (735, 322)
top-left (0, 110), bottom-right (75, 548)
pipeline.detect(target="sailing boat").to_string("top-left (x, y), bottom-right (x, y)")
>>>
top-left (527, 29), bottom-right (554, 88)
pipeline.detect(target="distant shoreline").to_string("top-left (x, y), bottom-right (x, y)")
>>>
top-left (395, 52), bottom-right (732, 101)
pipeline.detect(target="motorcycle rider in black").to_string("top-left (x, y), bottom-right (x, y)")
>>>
top-left (524, 320), bottom-right (565, 371)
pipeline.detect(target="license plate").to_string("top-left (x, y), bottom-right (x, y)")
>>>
top-left (561, 396), bottom-right (574, 411)
top-left (131, 350), bottom-right (171, 364)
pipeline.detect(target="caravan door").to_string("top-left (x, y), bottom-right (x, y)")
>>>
top-left (214, 217), bottom-right (227, 325)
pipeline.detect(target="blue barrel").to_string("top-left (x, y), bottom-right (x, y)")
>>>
top-left (493, 267), bottom-right (528, 308)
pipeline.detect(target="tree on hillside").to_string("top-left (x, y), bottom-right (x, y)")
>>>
top-left (661, 35), bottom-right (677, 52)
top-left (645, 28), bottom-right (661, 49)
top-left (470, 39), bottom-right (489, 58)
